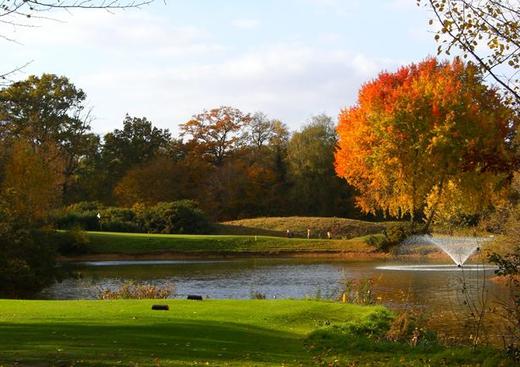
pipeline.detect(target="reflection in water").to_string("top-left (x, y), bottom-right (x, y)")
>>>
top-left (376, 264), bottom-right (498, 271)
top-left (41, 258), bottom-right (505, 338)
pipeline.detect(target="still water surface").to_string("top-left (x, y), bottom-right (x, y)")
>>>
top-left (41, 258), bottom-right (503, 311)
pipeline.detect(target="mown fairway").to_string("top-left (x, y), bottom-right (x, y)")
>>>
top-left (83, 231), bottom-right (379, 255)
top-left (0, 300), bottom-right (379, 366)
top-left (0, 300), bottom-right (509, 367)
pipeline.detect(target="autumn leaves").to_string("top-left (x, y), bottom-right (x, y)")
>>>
top-left (335, 58), bottom-right (518, 230)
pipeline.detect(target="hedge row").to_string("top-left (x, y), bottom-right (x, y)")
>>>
top-left (52, 200), bottom-right (211, 235)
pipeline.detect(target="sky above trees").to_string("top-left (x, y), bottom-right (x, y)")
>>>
top-left (2, 0), bottom-right (436, 134)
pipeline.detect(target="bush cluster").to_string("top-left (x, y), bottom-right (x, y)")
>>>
top-left (377, 223), bottom-right (417, 252)
top-left (52, 200), bottom-right (211, 234)
top-left (0, 222), bottom-right (58, 297)
top-left (51, 228), bottom-right (90, 255)
top-left (340, 278), bottom-right (376, 305)
top-left (98, 281), bottom-right (175, 300)
top-left (385, 311), bottom-right (437, 347)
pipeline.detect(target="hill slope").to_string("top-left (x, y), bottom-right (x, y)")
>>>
top-left (216, 216), bottom-right (393, 239)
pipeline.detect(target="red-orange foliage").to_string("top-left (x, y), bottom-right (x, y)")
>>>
top-left (335, 58), bottom-right (518, 226)
top-left (180, 106), bottom-right (251, 166)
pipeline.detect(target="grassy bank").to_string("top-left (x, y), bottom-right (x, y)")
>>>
top-left (0, 299), bottom-right (508, 366)
top-left (216, 216), bottom-right (393, 238)
top-left (81, 231), bottom-right (381, 257)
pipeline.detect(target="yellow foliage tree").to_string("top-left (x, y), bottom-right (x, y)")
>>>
top-left (1, 141), bottom-right (64, 222)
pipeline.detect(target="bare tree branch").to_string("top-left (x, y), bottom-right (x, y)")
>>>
top-left (1, 0), bottom-right (155, 83)
top-left (0, 61), bottom-right (33, 86)
top-left (421, 0), bottom-right (520, 105)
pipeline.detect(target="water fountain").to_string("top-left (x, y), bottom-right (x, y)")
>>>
top-left (377, 234), bottom-right (497, 272)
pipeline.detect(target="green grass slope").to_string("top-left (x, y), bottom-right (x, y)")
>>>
top-left (216, 216), bottom-right (393, 239)
top-left (84, 231), bottom-right (379, 255)
top-left (0, 300), bottom-right (507, 366)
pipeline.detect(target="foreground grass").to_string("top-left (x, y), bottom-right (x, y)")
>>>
top-left (83, 231), bottom-right (380, 255)
top-left (0, 300), bottom-right (508, 366)
top-left (217, 216), bottom-right (393, 239)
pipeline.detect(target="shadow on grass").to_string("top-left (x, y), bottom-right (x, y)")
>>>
top-left (0, 319), bottom-right (308, 366)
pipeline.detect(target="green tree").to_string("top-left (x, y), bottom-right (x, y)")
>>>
top-left (100, 115), bottom-right (171, 202)
top-left (287, 114), bottom-right (356, 217)
top-left (103, 115), bottom-right (171, 170)
top-left (0, 74), bottom-right (97, 200)
top-left (114, 157), bottom-right (181, 206)
top-left (244, 112), bottom-right (278, 149)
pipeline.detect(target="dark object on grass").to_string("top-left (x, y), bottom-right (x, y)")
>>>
top-left (151, 304), bottom-right (169, 311)
top-left (187, 295), bottom-right (203, 301)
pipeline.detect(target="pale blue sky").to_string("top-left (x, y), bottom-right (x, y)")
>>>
top-left (3, 0), bottom-right (438, 134)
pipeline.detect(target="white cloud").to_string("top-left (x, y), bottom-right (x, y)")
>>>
top-left (231, 18), bottom-right (260, 30)
top-left (75, 43), bottom-right (398, 134)
top-left (3, 10), bottom-right (221, 59)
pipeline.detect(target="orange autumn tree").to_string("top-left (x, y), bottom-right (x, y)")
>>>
top-left (335, 58), bottom-right (518, 230)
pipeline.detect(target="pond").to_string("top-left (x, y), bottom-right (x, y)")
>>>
top-left (40, 257), bottom-right (507, 339)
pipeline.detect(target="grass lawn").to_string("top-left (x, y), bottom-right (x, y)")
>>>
top-left (0, 300), bottom-right (508, 366)
top-left (83, 231), bottom-right (380, 255)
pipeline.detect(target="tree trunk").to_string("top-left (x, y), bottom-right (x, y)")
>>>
top-left (424, 176), bottom-right (446, 233)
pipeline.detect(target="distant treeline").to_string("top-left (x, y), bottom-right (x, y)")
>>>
top-left (0, 74), bottom-right (362, 221)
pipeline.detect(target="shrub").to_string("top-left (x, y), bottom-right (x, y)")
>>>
top-left (100, 219), bottom-right (141, 233)
top-left (340, 278), bottom-right (376, 305)
top-left (141, 201), bottom-right (210, 234)
top-left (52, 201), bottom-right (105, 230)
top-left (0, 223), bottom-right (58, 297)
top-left (386, 311), bottom-right (437, 347)
top-left (250, 290), bottom-right (267, 299)
top-left (98, 281), bottom-right (175, 300)
top-left (53, 200), bottom-right (211, 234)
top-left (99, 207), bottom-right (141, 233)
top-left (67, 201), bottom-right (105, 213)
top-left (307, 308), bottom-right (394, 345)
top-left (52, 228), bottom-right (90, 255)
top-left (365, 234), bottom-right (386, 248)
top-left (52, 210), bottom-right (100, 231)
top-left (378, 223), bottom-right (415, 252)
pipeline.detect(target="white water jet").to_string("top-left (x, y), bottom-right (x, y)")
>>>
top-left (401, 234), bottom-right (491, 266)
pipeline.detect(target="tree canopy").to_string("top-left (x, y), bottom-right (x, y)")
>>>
top-left (0, 73), bottom-right (96, 200)
top-left (335, 57), bottom-right (518, 229)
top-left (180, 106), bottom-right (252, 166)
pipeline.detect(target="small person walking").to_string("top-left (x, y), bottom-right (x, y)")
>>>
top-left (307, 228), bottom-right (311, 239)
top-left (327, 231), bottom-right (332, 240)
